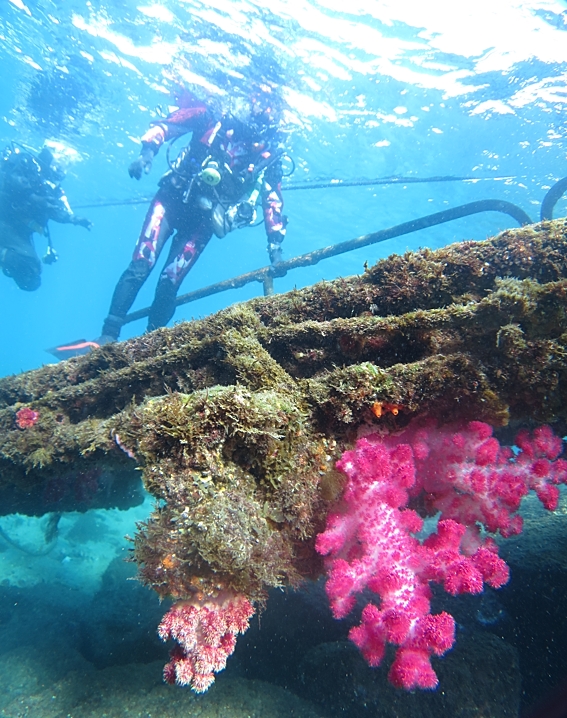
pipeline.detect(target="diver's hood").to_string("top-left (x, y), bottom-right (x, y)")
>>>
top-left (38, 145), bottom-right (68, 182)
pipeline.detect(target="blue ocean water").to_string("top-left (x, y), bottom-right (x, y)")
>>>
top-left (0, 1), bottom-right (567, 716)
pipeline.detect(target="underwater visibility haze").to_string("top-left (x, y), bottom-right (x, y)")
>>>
top-left (1, 1), bottom-right (567, 716)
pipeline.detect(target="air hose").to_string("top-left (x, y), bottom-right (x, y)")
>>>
top-left (75, 175), bottom-right (566, 323)
top-left (540, 177), bottom-right (567, 220)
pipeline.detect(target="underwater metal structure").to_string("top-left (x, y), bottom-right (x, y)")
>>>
top-left (1, 218), bottom-right (567, 605)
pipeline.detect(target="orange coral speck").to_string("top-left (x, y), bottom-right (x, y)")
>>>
top-left (371, 402), bottom-right (403, 419)
top-left (162, 554), bottom-right (177, 570)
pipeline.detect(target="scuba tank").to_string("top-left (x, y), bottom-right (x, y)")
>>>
top-left (2, 144), bottom-right (42, 191)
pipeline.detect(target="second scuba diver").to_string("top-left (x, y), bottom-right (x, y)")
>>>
top-left (0, 144), bottom-right (92, 291)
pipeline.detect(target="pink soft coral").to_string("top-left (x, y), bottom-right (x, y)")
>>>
top-left (158, 592), bottom-right (255, 693)
top-left (15, 407), bottom-right (39, 429)
top-left (316, 420), bottom-right (567, 689)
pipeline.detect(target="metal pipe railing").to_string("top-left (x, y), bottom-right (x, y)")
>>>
top-left (124, 198), bottom-right (533, 325)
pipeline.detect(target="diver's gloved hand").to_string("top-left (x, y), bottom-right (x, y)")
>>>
top-left (267, 236), bottom-right (286, 277)
top-left (268, 236), bottom-right (283, 264)
top-left (72, 216), bottom-right (93, 230)
top-left (267, 263), bottom-right (287, 278)
top-left (128, 146), bottom-right (155, 180)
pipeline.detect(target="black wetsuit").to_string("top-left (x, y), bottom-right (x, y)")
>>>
top-left (0, 150), bottom-right (82, 291)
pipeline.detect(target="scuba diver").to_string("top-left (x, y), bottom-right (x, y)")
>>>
top-left (103, 90), bottom-right (287, 343)
top-left (51, 89), bottom-right (287, 359)
top-left (0, 143), bottom-right (92, 291)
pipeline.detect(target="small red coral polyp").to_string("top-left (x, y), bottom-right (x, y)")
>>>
top-left (16, 407), bottom-right (39, 429)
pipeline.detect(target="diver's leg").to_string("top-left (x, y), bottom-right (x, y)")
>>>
top-left (147, 224), bottom-right (212, 331)
top-left (0, 228), bottom-right (42, 291)
top-left (101, 197), bottom-right (173, 340)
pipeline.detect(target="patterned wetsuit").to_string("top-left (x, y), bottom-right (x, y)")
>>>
top-left (102, 103), bottom-right (286, 337)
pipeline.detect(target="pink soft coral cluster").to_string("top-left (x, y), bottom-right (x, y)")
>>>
top-left (316, 420), bottom-right (567, 690)
top-left (15, 407), bottom-right (39, 429)
top-left (158, 592), bottom-right (255, 693)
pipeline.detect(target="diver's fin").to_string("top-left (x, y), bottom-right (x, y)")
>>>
top-left (46, 338), bottom-right (101, 360)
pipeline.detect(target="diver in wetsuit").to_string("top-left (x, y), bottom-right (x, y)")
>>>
top-left (0, 144), bottom-right (92, 291)
top-left (98, 92), bottom-right (287, 344)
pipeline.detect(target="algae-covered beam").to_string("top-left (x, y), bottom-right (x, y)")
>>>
top-left (1, 219), bottom-right (567, 520)
top-left (1, 219), bottom-right (567, 412)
